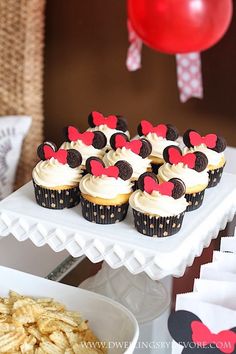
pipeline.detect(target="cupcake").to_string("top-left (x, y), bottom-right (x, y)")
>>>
top-left (86, 111), bottom-right (130, 149)
top-left (33, 142), bottom-right (83, 209)
top-left (80, 157), bottom-right (133, 224)
top-left (61, 126), bottom-right (107, 172)
top-left (183, 129), bottom-right (226, 188)
top-left (129, 172), bottom-right (188, 237)
top-left (103, 133), bottom-right (152, 188)
top-left (158, 146), bottom-right (209, 211)
top-left (137, 120), bottom-right (179, 173)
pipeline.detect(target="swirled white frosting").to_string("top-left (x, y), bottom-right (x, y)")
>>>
top-left (32, 158), bottom-right (82, 188)
top-left (87, 125), bottom-right (130, 148)
top-left (60, 141), bottom-right (105, 165)
top-left (183, 144), bottom-right (224, 166)
top-left (144, 133), bottom-right (179, 158)
top-left (158, 163), bottom-right (208, 189)
top-left (129, 190), bottom-right (188, 217)
top-left (80, 174), bottom-right (133, 199)
top-left (103, 147), bottom-right (151, 179)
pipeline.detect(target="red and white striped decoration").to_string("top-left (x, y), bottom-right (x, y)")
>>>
top-left (126, 22), bottom-right (203, 102)
top-left (126, 20), bottom-right (142, 72)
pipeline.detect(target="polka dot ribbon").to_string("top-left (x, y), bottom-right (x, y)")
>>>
top-left (126, 22), bottom-right (203, 102)
top-left (126, 20), bottom-right (142, 71)
top-left (176, 53), bottom-right (203, 102)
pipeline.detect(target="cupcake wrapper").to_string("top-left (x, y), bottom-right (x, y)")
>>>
top-left (33, 181), bottom-right (80, 209)
top-left (151, 162), bottom-right (163, 174)
top-left (132, 209), bottom-right (185, 237)
top-left (81, 196), bottom-right (129, 224)
top-left (185, 190), bottom-right (205, 212)
top-left (207, 165), bottom-right (225, 188)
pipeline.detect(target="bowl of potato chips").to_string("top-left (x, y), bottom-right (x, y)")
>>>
top-left (0, 266), bottom-right (139, 354)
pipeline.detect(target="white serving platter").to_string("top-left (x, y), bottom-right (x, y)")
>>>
top-left (0, 266), bottom-right (139, 354)
top-left (0, 173), bottom-right (236, 280)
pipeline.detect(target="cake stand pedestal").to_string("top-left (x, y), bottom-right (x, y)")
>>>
top-left (0, 173), bottom-right (236, 353)
top-left (80, 262), bottom-right (172, 354)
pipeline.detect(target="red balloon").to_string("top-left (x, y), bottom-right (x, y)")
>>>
top-left (128, 0), bottom-right (233, 54)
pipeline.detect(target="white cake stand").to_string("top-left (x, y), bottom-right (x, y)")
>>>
top-left (0, 173), bottom-right (236, 353)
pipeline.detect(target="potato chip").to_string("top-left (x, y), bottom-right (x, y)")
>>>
top-left (43, 312), bottom-right (78, 327)
top-left (20, 334), bottom-right (37, 353)
top-left (0, 304), bottom-right (10, 315)
top-left (13, 303), bottom-right (44, 325)
top-left (0, 332), bottom-right (26, 352)
top-left (49, 330), bottom-right (69, 350)
top-left (64, 349), bottom-right (74, 354)
top-left (65, 331), bottom-right (82, 347)
top-left (35, 347), bottom-right (47, 354)
top-left (40, 339), bottom-right (64, 354)
top-left (27, 326), bottom-right (43, 342)
top-left (0, 291), bottom-right (107, 354)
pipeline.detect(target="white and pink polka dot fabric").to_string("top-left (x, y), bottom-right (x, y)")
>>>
top-left (126, 20), bottom-right (142, 72)
top-left (126, 23), bottom-right (203, 103)
top-left (176, 53), bottom-right (203, 102)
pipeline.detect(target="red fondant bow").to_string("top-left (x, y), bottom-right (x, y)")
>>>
top-left (68, 126), bottom-right (94, 145)
top-left (44, 146), bottom-right (68, 164)
top-left (141, 120), bottom-right (167, 138)
top-left (92, 111), bottom-right (117, 129)
top-left (90, 160), bottom-right (119, 178)
top-left (169, 147), bottom-right (196, 168)
top-left (189, 131), bottom-right (217, 149)
top-left (144, 176), bottom-right (174, 196)
top-left (115, 135), bottom-right (142, 154)
top-left (191, 321), bottom-right (236, 354)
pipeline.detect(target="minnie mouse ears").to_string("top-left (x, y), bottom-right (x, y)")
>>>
top-left (86, 157), bottom-right (133, 181)
top-left (88, 111), bottom-right (128, 132)
top-left (163, 146), bottom-right (208, 172)
top-left (168, 310), bottom-right (236, 354)
top-left (64, 126), bottom-right (107, 149)
top-left (183, 129), bottom-right (226, 153)
top-left (37, 142), bottom-right (82, 168)
top-left (110, 133), bottom-right (152, 158)
top-left (137, 120), bottom-right (179, 141)
top-left (137, 172), bottom-right (186, 199)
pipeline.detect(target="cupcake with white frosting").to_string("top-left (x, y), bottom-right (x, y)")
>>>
top-left (183, 129), bottom-right (226, 188)
top-left (158, 145), bottom-right (208, 211)
top-left (137, 120), bottom-right (179, 173)
top-left (61, 126), bottom-right (107, 170)
top-left (129, 172), bottom-right (188, 237)
top-left (33, 142), bottom-right (83, 209)
top-left (103, 133), bottom-right (152, 188)
top-left (80, 157), bottom-right (133, 224)
top-left (86, 111), bottom-right (130, 150)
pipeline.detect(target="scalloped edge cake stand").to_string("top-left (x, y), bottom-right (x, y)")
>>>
top-left (0, 173), bottom-right (236, 354)
top-left (0, 173), bottom-right (235, 280)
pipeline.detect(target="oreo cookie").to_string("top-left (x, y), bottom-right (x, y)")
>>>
top-left (139, 138), bottom-right (152, 158)
top-left (169, 178), bottom-right (186, 199)
top-left (37, 141), bottom-right (57, 160)
top-left (166, 124), bottom-right (179, 141)
top-left (86, 156), bottom-right (105, 175)
top-left (92, 131), bottom-right (107, 149)
top-left (193, 152), bottom-right (208, 172)
top-left (110, 133), bottom-right (129, 151)
top-left (115, 160), bottom-right (133, 180)
top-left (138, 172), bottom-right (158, 191)
top-left (67, 149), bottom-right (82, 168)
top-left (115, 115), bottom-right (128, 132)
